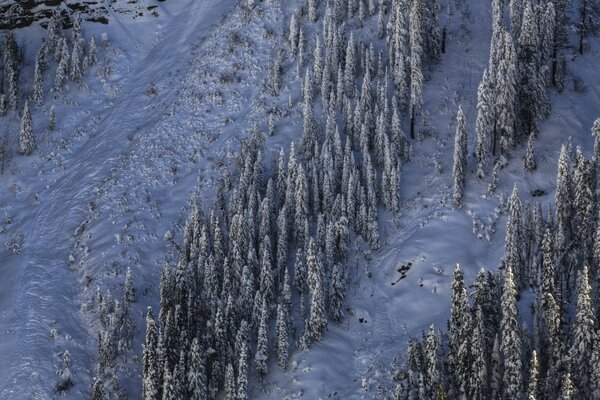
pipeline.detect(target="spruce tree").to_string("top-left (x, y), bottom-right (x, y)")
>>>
top-left (452, 106), bottom-right (467, 207)
top-left (275, 303), bottom-right (289, 369)
top-left (307, 238), bottom-right (327, 344)
top-left (409, 0), bottom-right (424, 139)
top-left (505, 185), bottom-right (523, 286)
top-left (570, 266), bottom-right (595, 396)
top-left (524, 132), bottom-right (537, 171)
top-left (237, 341), bottom-right (249, 400)
top-left (142, 308), bottom-right (161, 400)
top-left (501, 265), bottom-right (523, 399)
top-left (527, 350), bottom-right (539, 400)
top-left (32, 59), bottom-right (44, 107)
top-left (254, 298), bottom-right (269, 380)
top-left (19, 101), bottom-right (35, 156)
top-left (187, 338), bottom-right (207, 400)
top-left (49, 105), bottom-right (57, 131)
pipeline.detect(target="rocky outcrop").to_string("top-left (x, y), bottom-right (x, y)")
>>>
top-left (0, 0), bottom-right (161, 30)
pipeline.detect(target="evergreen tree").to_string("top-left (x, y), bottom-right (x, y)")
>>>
top-left (449, 265), bottom-right (472, 396)
top-left (54, 39), bottom-right (69, 93)
top-left (501, 265), bottom-right (523, 400)
top-left (524, 132), bottom-right (537, 171)
top-left (224, 363), bottom-right (236, 400)
top-left (570, 266), bottom-right (595, 396)
top-left (142, 308), bottom-right (161, 400)
top-left (592, 118), bottom-right (600, 165)
top-left (505, 185), bottom-right (523, 287)
top-left (527, 350), bottom-right (539, 400)
top-left (307, 238), bottom-right (327, 344)
top-left (254, 298), bottom-right (269, 380)
top-left (49, 105), bottom-right (57, 130)
top-left (329, 262), bottom-right (345, 324)
top-left (452, 106), bottom-right (467, 207)
top-left (32, 59), bottom-right (44, 107)
top-left (559, 372), bottom-right (575, 400)
top-left (124, 267), bottom-right (136, 304)
top-left (275, 303), bottom-right (289, 369)
top-left (187, 338), bottom-right (207, 400)
top-left (19, 101), bottom-right (35, 156)
top-left (308, 0), bottom-right (318, 22)
top-left (475, 69), bottom-right (493, 176)
top-left (92, 378), bottom-right (106, 400)
top-left (237, 341), bottom-right (249, 400)
top-left (409, 0), bottom-right (424, 139)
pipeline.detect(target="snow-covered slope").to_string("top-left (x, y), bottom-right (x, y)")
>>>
top-left (1, 0), bottom-right (599, 398)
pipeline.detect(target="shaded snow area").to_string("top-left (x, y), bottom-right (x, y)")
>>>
top-left (0, 0), bottom-right (599, 398)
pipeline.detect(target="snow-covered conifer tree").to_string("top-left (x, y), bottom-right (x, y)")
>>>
top-left (452, 106), bottom-right (467, 207)
top-left (32, 59), bottom-right (44, 107)
top-left (524, 132), bottom-right (536, 171)
top-left (254, 298), bottom-right (269, 379)
top-left (19, 101), bottom-right (35, 156)
top-left (307, 238), bottom-right (327, 343)
top-left (501, 265), bottom-right (523, 399)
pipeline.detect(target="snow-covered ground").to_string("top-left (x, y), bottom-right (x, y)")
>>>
top-left (0, 0), bottom-right (599, 398)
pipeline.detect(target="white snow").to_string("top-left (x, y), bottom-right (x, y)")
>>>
top-left (0, 0), bottom-right (598, 398)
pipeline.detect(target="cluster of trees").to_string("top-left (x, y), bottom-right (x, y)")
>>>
top-left (0, 10), bottom-right (98, 157)
top-left (474, 0), bottom-right (560, 179)
top-left (396, 124), bottom-right (600, 399)
top-left (118, 0), bottom-right (445, 398)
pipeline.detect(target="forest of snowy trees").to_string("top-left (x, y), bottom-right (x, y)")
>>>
top-left (3, 0), bottom-right (600, 397)
top-left (0, 10), bottom-right (99, 159)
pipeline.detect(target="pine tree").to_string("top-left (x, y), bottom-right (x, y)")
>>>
top-left (559, 372), bottom-right (575, 400)
top-left (19, 101), bottom-right (35, 156)
top-left (89, 36), bottom-right (98, 66)
top-left (592, 118), bottom-right (600, 165)
top-left (452, 106), bottom-right (467, 207)
top-left (49, 105), bottom-right (57, 130)
top-left (54, 39), bottom-right (69, 93)
top-left (475, 69), bottom-right (493, 176)
top-left (308, 0), bottom-right (318, 22)
top-left (527, 350), bottom-right (539, 400)
top-left (142, 308), bottom-right (161, 400)
top-left (187, 338), bottom-right (207, 400)
top-left (524, 132), bottom-right (536, 171)
top-left (275, 303), bottom-right (289, 369)
top-left (237, 341), bottom-right (249, 400)
top-left (124, 267), bottom-right (136, 304)
top-left (496, 30), bottom-right (517, 154)
top-left (409, 0), bottom-right (424, 139)
top-left (254, 297), bottom-right (269, 380)
top-left (32, 59), bottom-right (44, 107)
top-left (570, 266), bottom-right (595, 396)
top-left (329, 263), bottom-right (345, 324)
top-left (449, 265), bottom-right (472, 396)
top-left (224, 363), bottom-right (236, 400)
top-left (501, 265), bottom-right (523, 399)
top-left (425, 324), bottom-right (441, 398)
top-left (307, 238), bottom-right (327, 344)
top-left (92, 378), bottom-right (106, 400)
top-left (505, 185), bottom-right (523, 286)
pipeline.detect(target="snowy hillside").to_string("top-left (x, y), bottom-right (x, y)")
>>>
top-left (1, 0), bottom-right (600, 399)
